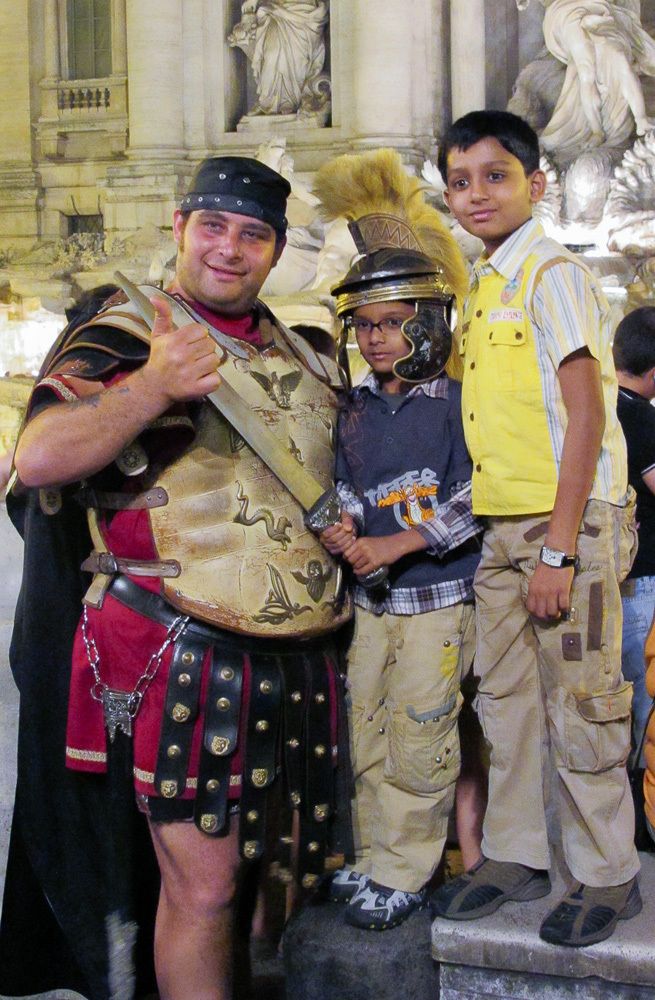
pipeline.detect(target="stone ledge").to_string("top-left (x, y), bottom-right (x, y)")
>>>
top-left (284, 896), bottom-right (439, 1000)
top-left (439, 964), bottom-right (655, 1000)
top-left (432, 852), bottom-right (655, 993)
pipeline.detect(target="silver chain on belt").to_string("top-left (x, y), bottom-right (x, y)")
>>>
top-left (81, 604), bottom-right (190, 741)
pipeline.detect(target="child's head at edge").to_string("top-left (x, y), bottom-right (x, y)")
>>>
top-left (438, 109), bottom-right (546, 255)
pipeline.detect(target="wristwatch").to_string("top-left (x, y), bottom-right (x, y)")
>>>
top-left (539, 545), bottom-right (580, 570)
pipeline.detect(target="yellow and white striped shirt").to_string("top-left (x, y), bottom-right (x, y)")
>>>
top-left (461, 218), bottom-right (627, 515)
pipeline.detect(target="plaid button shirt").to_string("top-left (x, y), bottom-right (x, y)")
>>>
top-left (337, 374), bottom-right (483, 615)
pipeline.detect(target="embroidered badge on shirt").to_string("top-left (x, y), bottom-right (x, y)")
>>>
top-left (500, 269), bottom-right (524, 304)
top-left (489, 308), bottom-right (524, 323)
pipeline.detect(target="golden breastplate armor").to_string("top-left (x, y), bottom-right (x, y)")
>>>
top-left (149, 318), bottom-right (350, 637)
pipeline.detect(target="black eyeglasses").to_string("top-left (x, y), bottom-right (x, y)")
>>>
top-left (348, 317), bottom-right (406, 336)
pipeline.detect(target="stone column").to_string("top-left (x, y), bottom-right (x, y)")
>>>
top-left (125, 0), bottom-right (185, 156)
top-left (0, 1), bottom-right (40, 249)
top-left (450, 0), bottom-right (486, 119)
top-left (111, 0), bottom-right (128, 76)
top-left (181, 0), bottom-right (224, 153)
top-left (348, 0), bottom-right (436, 163)
top-left (485, 0), bottom-right (519, 110)
top-left (43, 0), bottom-right (60, 81)
top-left (103, 0), bottom-right (188, 248)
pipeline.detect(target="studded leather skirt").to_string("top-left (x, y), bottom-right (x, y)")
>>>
top-left (66, 574), bottom-right (353, 885)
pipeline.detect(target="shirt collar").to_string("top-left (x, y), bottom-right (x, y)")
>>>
top-left (473, 217), bottom-right (544, 283)
top-left (356, 370), bottom-right (449, 400)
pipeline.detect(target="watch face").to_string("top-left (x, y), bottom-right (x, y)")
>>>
top-left (540, 545), bottom-right (577, 569)
top-left (541, 546), bottom-right (564, 567)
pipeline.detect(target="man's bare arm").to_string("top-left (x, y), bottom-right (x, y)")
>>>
top-left (526, 348), bottom-right (605, 619)
top-left (15, 297), bottom-right (221, 488)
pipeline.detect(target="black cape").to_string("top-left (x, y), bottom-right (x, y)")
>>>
top-left (0, 314), bottom-right (158, 999)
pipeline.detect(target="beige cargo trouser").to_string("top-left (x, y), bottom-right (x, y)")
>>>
top-left (475, 497), bottom-right (640, 887)
top-left (348, 602), bottom-right (475, 893)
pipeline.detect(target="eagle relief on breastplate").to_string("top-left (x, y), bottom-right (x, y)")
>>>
top-left (148, 329), bottom-right (352, 638)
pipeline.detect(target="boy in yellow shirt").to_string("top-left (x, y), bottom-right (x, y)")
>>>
top-left (430, 110), bottom-right (640, 947)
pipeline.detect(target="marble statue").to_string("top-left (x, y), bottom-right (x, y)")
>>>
top-left (255, 136), bottom-right (321, 217)
top-left (517, 0), bottom-right (655, 159)
top-left (228, 0), bottom-right (331, 119)
top-left (253, 137), bottom-right (329, 296)
top-left (605, 130), bottom-right (655, 253)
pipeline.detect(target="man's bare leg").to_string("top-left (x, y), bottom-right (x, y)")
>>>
top-left (148, 817), bottom-right (242, 1000)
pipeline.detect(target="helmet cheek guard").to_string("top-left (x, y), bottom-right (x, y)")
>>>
top-left (394, 300), bottom-right (453, 384)
top-left (331, 247), bottom-right (457, 386)
top-left (335, 317), bottom-right (353, 392)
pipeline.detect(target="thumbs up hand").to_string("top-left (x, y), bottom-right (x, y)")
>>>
top-left (142, 296), bottom-right (222, 406)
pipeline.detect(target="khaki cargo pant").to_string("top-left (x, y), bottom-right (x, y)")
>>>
top-left (475, 497), bottom-right (640, 887)
top-left (347, 602), bottom-right (475, 892)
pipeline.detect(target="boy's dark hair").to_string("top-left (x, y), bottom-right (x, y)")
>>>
top-left (613, 307), bottom-right (655, 375)
top-left (437, 109), bottom-right (540, 182)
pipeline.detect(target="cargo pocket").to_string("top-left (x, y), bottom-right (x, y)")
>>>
top-left (617, 491), bottom-right (638, 584)
top-left (556, 682), bottom-right (633, 773)
top-left (383, 692), bottom-right (462, 794)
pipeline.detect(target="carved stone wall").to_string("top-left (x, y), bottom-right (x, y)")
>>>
top-left (0, 0), bottom-right (653, 344)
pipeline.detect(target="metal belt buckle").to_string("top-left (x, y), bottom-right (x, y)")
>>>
top-left (102, 688), bottom-right (133, 740)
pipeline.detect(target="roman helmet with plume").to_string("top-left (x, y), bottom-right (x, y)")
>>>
top-left (313, 148), bottom-right (468, 387)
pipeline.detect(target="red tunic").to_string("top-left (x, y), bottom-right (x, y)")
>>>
top-left (45, 308), bottom-right (272, 799)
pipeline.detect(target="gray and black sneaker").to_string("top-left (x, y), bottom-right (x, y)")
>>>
top-left (345, 879), bottom-right (427, 930)
top-left (327, 867), bottom-right (371, 903)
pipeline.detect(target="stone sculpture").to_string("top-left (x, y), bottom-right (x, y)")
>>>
top-left (516, 0), bottom-right (655, 161)
top-left (606, 130), bottom-right (655, 253)
top-left (228, 0), bottom-right (331, 127)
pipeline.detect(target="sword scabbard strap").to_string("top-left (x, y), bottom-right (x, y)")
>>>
top-left (75, 486), bottom-right (169, 510)
top-left (83, 573), bottom-right (113, 609)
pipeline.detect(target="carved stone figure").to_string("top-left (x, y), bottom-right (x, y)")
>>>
top-left (563, 149), bottom-right (615, 224)
top-left (606, 130), bottom-right (655, 253)
top-left (228, 0), bottom-right (331, 119)
top-left (516, 0), bottom-right (655, 160)
top-left (254, 138), bottom-right (327, 296)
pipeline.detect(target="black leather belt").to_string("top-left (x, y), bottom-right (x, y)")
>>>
top-left (107, 574), bottom-right (328, 655)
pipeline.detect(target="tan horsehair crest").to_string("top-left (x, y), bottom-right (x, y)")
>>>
top-left (313, 147), bottom-right (468, 302)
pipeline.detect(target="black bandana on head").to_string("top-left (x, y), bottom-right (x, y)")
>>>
top-left (180, 156), bottom-right (291, 236)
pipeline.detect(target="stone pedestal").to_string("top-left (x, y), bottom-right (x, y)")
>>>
top-left (284, 897), bottom-right (439, 1000)
top-left (236, 110), bottom-right (331, 133)
top-left (433, 852), bottom-right (655, 999)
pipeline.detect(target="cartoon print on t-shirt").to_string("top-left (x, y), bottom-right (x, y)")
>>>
top-left (364, 468), bottom-right (439, 529)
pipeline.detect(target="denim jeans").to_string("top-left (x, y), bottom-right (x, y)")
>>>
top-left (621, 575), bottom-right (655, 767)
